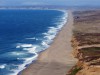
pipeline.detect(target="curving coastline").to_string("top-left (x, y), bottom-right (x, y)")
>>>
top-left (19, 10), bottom-right (77, 75)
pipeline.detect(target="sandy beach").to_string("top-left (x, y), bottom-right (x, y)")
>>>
top-left (20, 10), bottom-right (77, 75)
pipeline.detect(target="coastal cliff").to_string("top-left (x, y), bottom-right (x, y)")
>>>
top-left (68, 10), bottom-right (100, 75)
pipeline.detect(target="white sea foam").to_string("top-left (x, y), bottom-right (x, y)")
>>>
top-left (23, 46), bottom-right (38, 53)
top-left (8, 43), bottom-right (39, 75)
top-left (25, 37), bottom-right (39, 40)
top-left (0, 64), bottom-right (6, 69)
top-left (11, 52), bottom-right (25, 56)
top-left (41, 41), bottom-right (49, 48)
top-left (26, 37), bottom-right (35, 40)
top-left (41, 10), bottom-right (68, 50)
top-left (8, 52), bottom-right (38, 75)
top-left (16, 43), bottom-right (33, 48)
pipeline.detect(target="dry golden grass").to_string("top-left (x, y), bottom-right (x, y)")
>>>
top-left (73, 10), bottom-right (100, 33)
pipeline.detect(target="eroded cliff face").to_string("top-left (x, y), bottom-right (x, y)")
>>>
top-left (70, 36), bottom-right (100, 75)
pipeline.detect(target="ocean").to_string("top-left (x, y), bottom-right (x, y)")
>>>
top-left (0, 9), bottom-right (68, 75)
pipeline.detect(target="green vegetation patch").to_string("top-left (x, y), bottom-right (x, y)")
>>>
top-left (70, 67), bottom-right (82, 75)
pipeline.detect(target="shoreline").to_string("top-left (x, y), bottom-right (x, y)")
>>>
top-left (20, 10), bottom-right (77, 75)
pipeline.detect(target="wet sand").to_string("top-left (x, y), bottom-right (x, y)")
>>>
top-left (20, 10), bottom-right (77, 75)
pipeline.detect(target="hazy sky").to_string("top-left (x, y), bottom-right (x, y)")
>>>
top-left (0, 0), bottom-right (100, 6)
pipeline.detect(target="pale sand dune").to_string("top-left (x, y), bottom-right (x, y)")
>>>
top-left (20, 10), bottom-right (77, 75)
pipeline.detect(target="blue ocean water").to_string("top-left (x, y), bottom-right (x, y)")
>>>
top-left (0, 9), bottom-right (68, 75)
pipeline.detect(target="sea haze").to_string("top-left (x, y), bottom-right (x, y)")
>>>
top-left (0, 9), bottom-right (68, 75)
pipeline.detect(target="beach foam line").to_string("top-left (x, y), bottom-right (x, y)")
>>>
top-left (8, 53), bottom-right (38, 75)
top-left (41, 10), bottom-right (68, 49)
top-left (9, 10), bottom-right (68, 75)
